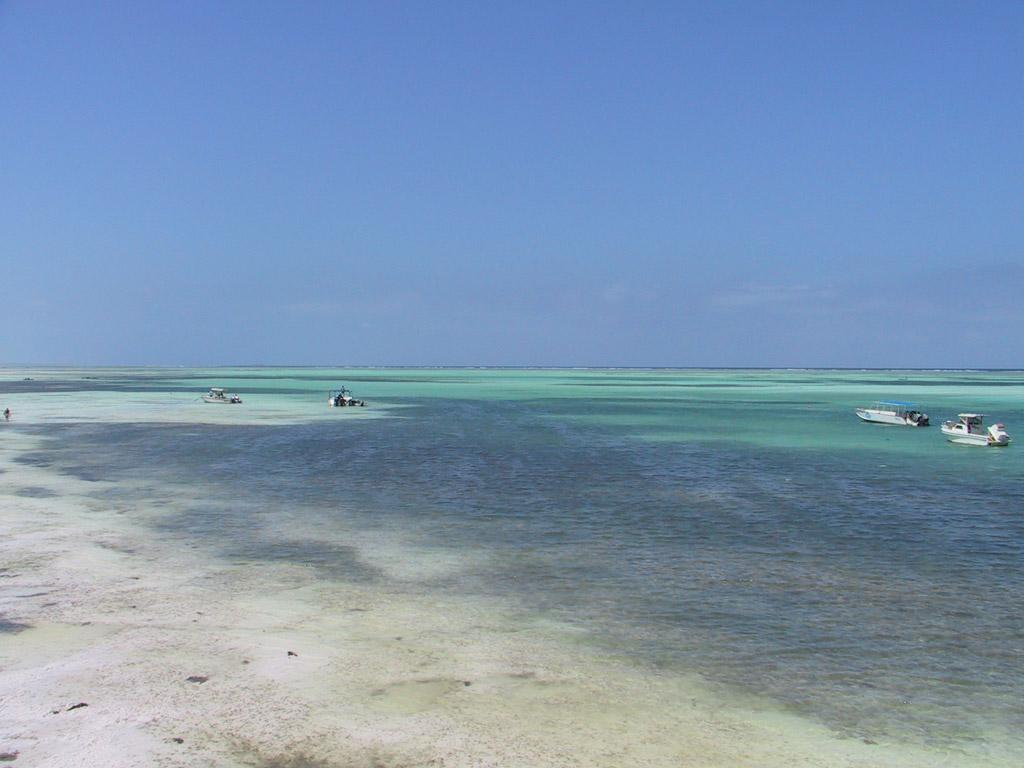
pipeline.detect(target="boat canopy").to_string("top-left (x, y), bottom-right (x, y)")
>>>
top-left (876, 400), bottom-right (917, 407)
top-left (209, 388), bottom-right (225, 394)
top-left (958, 413), bottom-right (984, 419)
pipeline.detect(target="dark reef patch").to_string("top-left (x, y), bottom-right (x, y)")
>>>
top-left (0, 616), bottom-right (30, 633)
top-left (14, 486), bottom-right (59, 498)
top-left (12, 454), bottom-right (53, 469)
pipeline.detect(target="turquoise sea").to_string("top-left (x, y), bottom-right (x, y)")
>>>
top-left (2, 367), bottom-right (1022, 760)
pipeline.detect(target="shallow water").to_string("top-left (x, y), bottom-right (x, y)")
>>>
top-left (2, 367), bottom-right (1023, 756)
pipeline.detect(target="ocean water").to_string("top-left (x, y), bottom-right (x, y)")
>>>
top-left (2, 367), bottom-right (1023, 758)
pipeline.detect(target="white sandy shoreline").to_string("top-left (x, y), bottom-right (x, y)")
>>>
top-left (0, 428), bottom-right (1017, 768)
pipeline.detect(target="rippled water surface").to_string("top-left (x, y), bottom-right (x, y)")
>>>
top-left (3, 367), bottom-right (1023, 751)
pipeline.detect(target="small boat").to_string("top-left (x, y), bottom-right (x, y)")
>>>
top-left (855, 401), bottom-right (929, 426)
top-left (940, 414), bottom-right (1011, 446)
top-left (202, 387), bottom-right (242, 404)
top-left (328, 387), bottom-right (365, 407)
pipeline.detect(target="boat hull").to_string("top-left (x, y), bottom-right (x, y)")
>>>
top-left (202, 396), bottom-right (241, 404)
top-left (940, 426), bottom-right (1010, 446)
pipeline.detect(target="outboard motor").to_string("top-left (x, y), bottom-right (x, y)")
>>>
top-left (987, 424), bottom-right (1011, 446)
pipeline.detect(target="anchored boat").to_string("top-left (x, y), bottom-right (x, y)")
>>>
top-left (855, 401), bottom-right (929, 426)
top-left (202, 387), bottom-right (242, 404)
top-left (328, 387), bottom-right (365, 407)
top-left (941, 414), bottom-right (1010, 446)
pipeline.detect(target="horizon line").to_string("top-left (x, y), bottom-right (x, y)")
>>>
top-left (3, 364), bottom-right (1024, 373)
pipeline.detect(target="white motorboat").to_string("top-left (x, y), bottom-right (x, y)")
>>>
top-left (328, 387), bottom-right (365, 407)
top-left (202, 387), bottom-right (242, 404)
top-left (940, 414), bottom-right (1011, 446)
top-left (855, 401), bottom-right (929, 426)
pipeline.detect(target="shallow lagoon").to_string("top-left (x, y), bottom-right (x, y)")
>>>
top-left (1, 367), bottom-right (1022, 764)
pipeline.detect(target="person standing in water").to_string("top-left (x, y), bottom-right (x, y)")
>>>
top-left (3, 408), bottom-right (10, 421)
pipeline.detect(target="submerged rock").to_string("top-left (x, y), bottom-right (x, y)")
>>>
top-left (0, 618), bottom-right (30, 634)
top-left (0, 751), bottom-right (19, 762)
top-left (66, 703), bottom-right (88, 711)
top-left (185, 676), bottom-right (209, 684)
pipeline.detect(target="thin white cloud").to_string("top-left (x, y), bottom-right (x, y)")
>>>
top-left (710, 283), bottom-right (834, 309)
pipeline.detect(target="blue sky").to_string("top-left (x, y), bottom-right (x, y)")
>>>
top-left (1, 1), bottom-right (1021, 367)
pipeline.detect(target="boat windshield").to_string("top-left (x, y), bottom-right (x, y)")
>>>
top-left (873, 401), bottom-right (917, 414)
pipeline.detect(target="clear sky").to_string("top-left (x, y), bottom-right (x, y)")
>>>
top-left (1, 1), bottom-right (1021, 367)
